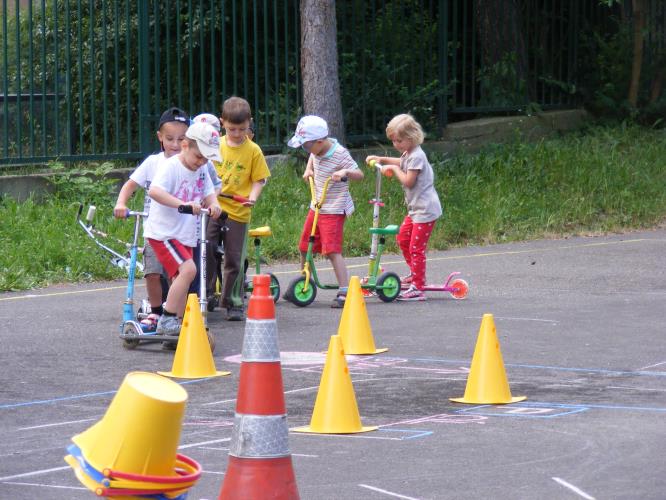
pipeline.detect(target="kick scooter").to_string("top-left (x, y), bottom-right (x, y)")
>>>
top-left (120, 206), bottom-right (218, 351)
top-left (368, 160), bottom-right (470, 300)
top-left (401, 271), bottom-right (469, 299)
top-left (76, 205), bottom-right (166, 344)
top-left (284, 175), bottom-right (401, 307)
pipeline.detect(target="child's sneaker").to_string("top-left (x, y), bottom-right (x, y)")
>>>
top-left (140, 313), bottom-right (160, 333)
top-left (156, 314), bottom-right (181, 335)
top-left (330, 293), bottom-right (346, 308)
top-left (400, 274), bottom-right (414, 289)
top-left (397, 285), bottom-right (426, 302)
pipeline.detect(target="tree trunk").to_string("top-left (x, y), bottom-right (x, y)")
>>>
top-left (648, 68), bottom-right (663, 104)
top-left (628, 0), bottom-right (645, 107)
top-left (300, 0), bottom-right (345, 143)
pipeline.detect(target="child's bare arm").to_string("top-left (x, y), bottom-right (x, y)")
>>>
top-left (365, 155), bottom-right (401, 166)
top-left (113, 179), bottom-right (140, 217)
top-left (390, 167), bottom-right (419, 188)
top-left (302, 155), bottom-right (314, 181)
top-left (245, 179), bottom-right (267, 206)
top-left (202, 193), bottom-right (222, 218)
top-left (332, 167), bottom-right (363, 182)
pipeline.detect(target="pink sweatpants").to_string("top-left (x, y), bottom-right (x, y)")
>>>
top-left (396, 215), bottom-right (436, 289)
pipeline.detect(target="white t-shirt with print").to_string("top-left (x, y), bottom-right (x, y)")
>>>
top-left (144, 155), bottom-right (214, 247)
top-left (130, 152), bottom-right (165, 215)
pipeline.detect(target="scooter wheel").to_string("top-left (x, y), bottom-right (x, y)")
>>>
top-left (121, 322), bottom-right (141, 350)
top-left (376, 271), bottom-right (401, 302)
top-left (269, 273), bottom-right (281, 303)
top-left (285, 276), bottom-right (317, 307)
top-left (123, 338), bottom-right (140, 349)
top-left (450, 278), bottom-right (469, 300)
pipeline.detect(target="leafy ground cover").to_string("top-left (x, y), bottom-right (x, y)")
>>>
top-left (1, 124), bottom-right (665, 291)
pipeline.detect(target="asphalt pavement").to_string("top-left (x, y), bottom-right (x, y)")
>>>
top-left (1, 228), bottom-right (665, 499)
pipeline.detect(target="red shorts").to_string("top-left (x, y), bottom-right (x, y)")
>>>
top-left (298, 210), bottom-right (345, 255)
top-left (147, 238), bottom-right (193, 279)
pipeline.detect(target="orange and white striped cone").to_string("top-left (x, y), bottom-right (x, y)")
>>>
top-left (219, 274), bottom-right (300, 500)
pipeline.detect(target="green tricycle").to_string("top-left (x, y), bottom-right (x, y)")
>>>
top-left (283, 172), bottom-right (401, 307)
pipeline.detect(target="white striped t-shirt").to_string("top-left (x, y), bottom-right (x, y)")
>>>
top-left (310, 139), bottom-right (358, 215)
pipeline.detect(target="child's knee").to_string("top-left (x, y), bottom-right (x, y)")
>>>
top-left (179, 260), bottom-right (197, 280)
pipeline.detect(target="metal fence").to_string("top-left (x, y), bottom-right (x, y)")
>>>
top-left (0, 0), bottom-right (657, 167)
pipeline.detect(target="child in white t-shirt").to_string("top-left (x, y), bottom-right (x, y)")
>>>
top-left (145, 122), bottom-right (223, 337)
top-left (113, 107), bottom-right (189, 331)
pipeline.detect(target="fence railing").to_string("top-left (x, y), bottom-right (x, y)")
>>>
top-left (0, 0), bottom-right (652, 167)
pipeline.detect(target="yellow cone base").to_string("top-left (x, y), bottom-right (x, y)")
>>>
top-left (291, 424), bottom-right (377, 434)
top-left (449, 313), bottom-right (526, 405)
top-left (158, 294), bottom-right (230, 379)
top-left (450, 395), bottom-right (526, 404)
top-left (291, 335), bottom-right (376, 435)
top-left (337, 276), bottom-right (387, 355)
top-left (158, 369), bottom-right (230, 379)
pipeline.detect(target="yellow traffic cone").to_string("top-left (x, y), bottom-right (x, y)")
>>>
top-left (450, 314), bottom-right (526, 404)
top-left (159, 294), bottom-right (230, 379)
top-left (65, 372), bottom-right (203, 498)
top-left (292, 335), bottom-right (377, 434)
top-left (70, 372), bottom-right (188, 476)
top-left (337, 276), bottom-right (387, 355)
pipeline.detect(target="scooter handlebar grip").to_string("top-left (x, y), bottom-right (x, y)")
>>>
top-left (232, 194), bottom-right (251, 204)
top-left (86, 205), bottom-right (96, 222)
top-left (178, 205), bottom-right (194, 214)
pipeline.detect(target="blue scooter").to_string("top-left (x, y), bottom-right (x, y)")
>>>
top-left (76, 204), bottom-right (180, 349)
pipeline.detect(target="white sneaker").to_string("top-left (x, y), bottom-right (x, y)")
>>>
top-left (156, 314), bottom-right (181, 335)
top-left (397, 285), bottom-right (426, 302)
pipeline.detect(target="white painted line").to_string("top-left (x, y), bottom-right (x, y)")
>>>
top-left (202, 397), bottom-right (237, 406)
top-left (606, 385), bottom-right (666, 392)
top-left (552, 477), bottom-right (596, 499)
top-left (292, 432), bottom-right (403, 441)
top-left (292, 453), bottom-right (318, 458)
top-left (178, 437), bottom-right (231, 450)
top-left (19, 418), bottom-right (96, 431)
top-left (359, 483), bottom-right (420, 500)
top-left (0, 465), bottom-right (71, 482)
top-left (0, 481), bottom-right (87, 491)
top-left (202, 470), bottom-right (225, 475)
top-left (638, 360), bottom-right (666, 370)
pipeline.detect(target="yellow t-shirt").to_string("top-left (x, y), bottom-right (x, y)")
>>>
top-left (214, 137), bottom-right (271, 223)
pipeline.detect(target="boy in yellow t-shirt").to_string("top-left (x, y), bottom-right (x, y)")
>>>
top-left (206, 96), bottom-right (270, 321)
